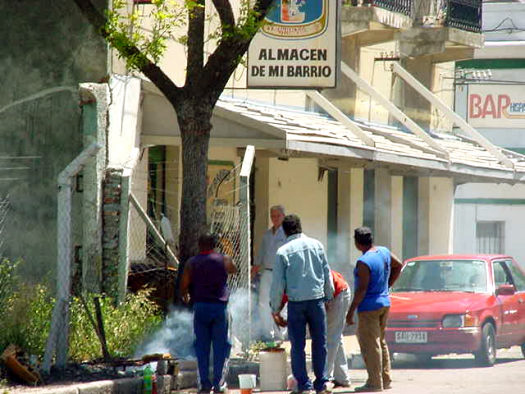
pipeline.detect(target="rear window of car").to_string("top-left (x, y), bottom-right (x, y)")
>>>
top-left (392, 259), bottom-right (488, 293)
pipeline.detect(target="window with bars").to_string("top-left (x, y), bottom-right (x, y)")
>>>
top-left (476, 221), bottom-right (504, 254)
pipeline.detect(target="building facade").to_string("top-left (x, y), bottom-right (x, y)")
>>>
top-left (453, 1), bottom-right (525, 264)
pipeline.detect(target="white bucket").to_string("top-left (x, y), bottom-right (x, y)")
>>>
top-left (259, 350), bottom-right (287, 391)
top-left (238, 374), bottom-right (257, 389)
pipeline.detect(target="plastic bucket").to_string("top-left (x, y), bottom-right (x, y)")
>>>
top-left (238, 374), bottom-right (257, 389)
top-left (259, 349), bottom-right (287, 391)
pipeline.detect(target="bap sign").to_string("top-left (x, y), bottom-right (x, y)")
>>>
top-left (247, 0), bottom-right (338, 88)
top-left (467, 85), bottom-right (525, 128)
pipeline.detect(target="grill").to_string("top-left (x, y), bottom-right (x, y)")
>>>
top-left (388, 319), bottom-right (440, 328)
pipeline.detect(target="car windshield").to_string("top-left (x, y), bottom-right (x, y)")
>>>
top-left (392, 259), bottom-right (488, 293)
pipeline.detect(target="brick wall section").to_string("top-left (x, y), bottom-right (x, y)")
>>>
top-left (102, 169), bottom-right (123, 299)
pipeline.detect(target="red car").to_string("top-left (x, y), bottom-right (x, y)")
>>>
top-left (386, 254), bottom-right (525, 366)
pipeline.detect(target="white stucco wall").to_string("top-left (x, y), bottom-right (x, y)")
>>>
top-left (267, 158), bottom-right (328, 247)
top-left (454, 182), bottom-right (525, 264)
top-left (108, 75), bottom-right (142, 168)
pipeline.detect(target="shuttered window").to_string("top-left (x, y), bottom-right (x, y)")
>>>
top-left (476, 221), bottom-right (504, 254)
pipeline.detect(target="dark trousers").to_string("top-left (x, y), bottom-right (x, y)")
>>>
top-left (193, 302), bottom-right (231, 390)
top-left (288, 298), bottom-right (329, 392)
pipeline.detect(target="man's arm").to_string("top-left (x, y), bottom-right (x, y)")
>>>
top-left (179, 261), bottom-right (192, 304)
top-left (251, 232), bottom-right (267, 277)
top-left (389, 252), bottom-right (403, 288)
top-left (346, 262), bottom-right (370, 325)
top-left (270, 253), bottom-right (286, 313)
top-left (224, 255), bottom-right (237, 274)
top-left (321, 248), bottom-right (334, 301)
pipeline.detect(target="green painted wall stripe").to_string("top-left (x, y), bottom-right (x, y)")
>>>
top-left (506, 148), bottom-right (525, 155)
top-left (209, 160), bottom-right (235, 167)
top-left (457, 59), bottom-right (525, 69)
top-left (455, 198), bottom-right (525, 205)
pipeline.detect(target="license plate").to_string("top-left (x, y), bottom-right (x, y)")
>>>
top-left (395, 331), bottom-right (428, 343)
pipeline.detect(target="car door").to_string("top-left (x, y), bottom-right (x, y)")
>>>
top-left (506, 258), bottom-right (525, 342)
top-left (492, 260), bottom-right (521, 346)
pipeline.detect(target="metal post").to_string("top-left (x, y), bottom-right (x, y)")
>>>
top-left (239, 145), bottom-right (255, 345)
top-left (43, 143), bottom-right (101, 373)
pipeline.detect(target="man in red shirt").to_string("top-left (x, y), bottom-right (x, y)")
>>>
top-left (274, 270), bottom-right (352, 388)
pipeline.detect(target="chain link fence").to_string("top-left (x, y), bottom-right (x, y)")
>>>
top-left (0, 196), bottom-right (9, 257)
top-left (209, 147), bottom-right (254, 351)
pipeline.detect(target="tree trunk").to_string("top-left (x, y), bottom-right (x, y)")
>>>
top-left (174, 101), bottom-right (213, 301)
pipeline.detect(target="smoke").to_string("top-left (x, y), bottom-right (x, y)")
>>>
top-left (228, 288), bottom-right (254, 351)
top-left (135, 306), bottom-right (195, 360)
top-left (134, 288), bottom-right (258, 360)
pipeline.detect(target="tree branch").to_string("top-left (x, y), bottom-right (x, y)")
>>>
top-left (199, 0), bottom-right (274, 103)
top-left (72, 0), bottom-right (182, 107)
top-left (211, 0), bottom-right (235, 29)
top-left (185, 0), bottom-right (206, 89)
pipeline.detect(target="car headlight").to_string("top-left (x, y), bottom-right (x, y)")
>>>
top-left (442, 314), bottom-right (464, 328)
top-left (442, 313), bottom-right (478, 328)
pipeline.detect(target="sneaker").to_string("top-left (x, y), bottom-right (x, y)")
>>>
top-left (383, 382), bottom-right (392, 390)
top-left (354, 384), bottom-right (383, 392)
top-left (333, 380), bottom-right (351, 388)
top-left (213, 384), bottom-right (228, 393)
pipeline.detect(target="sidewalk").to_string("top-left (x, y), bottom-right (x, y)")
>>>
top-left (7, 335), bottom-right (363, 394)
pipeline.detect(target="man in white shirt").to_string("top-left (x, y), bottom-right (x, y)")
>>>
top-left (252, 205), bottom-right (287, 340)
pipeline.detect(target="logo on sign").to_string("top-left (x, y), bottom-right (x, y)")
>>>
top-left (262, 0), bottom-right (328, 39)
top-left (469, 94), bottom-right (525, 120)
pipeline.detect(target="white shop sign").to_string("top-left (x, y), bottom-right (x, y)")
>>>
top-left (467, 84), bottom-right (525, 128)
top-left (247, 0), bottom-right (338, 88)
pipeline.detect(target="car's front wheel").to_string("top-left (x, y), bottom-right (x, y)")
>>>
top-left (474, 323), bottom-right (496, 367)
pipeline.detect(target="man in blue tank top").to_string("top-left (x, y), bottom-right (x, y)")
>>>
top-left (346, 227), bottom-right (403, 392)
top-left (180, 233), bottom-right (237, 394)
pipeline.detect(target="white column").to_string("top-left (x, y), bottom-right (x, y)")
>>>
top-left (337, 168), bottom-right (364, 283)
top-left (391, 176), bottom-right (403, 257)
top-left (374, 168), bottom-right (392, 248)
top-left (418, 177), bottom-right (455, 255)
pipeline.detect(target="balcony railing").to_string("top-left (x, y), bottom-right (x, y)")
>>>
top-left (444, 0), bottom-right (482, 33)
top-left (373, 0), bottom-right (413, 16)
top-left (345, 0), bottom-right (482, 33)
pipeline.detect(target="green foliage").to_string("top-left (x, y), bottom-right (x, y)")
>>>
top-left (0, 259), bottom-right (19, 317)
top-left (68, 289), bottom-right (163, 361)
top-left (0, 281), bottom-right (53, 356)
top-left (105, 0), bottom-right (186, 70)
top-left (0, 266), bottom-right (162, 363)
top-left (103, 0), bottom-right (270, 71)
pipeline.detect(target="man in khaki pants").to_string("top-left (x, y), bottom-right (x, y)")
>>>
top-left (346, 227), bottom-right (403, 392)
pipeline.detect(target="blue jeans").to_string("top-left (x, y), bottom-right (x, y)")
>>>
top-left (288, 298), bottom-right (329, 392)
top-left (193, 302), bottom-right (232, 390)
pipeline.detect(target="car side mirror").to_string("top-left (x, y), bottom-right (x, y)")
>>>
top-left (496, 284), bottom-right (516, 296)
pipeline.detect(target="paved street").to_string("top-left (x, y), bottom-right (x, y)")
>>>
top-left (272, 336), bottom-right (525, 394)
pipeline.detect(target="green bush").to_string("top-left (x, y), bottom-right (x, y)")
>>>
top-left (68, 289), bottom-right (163, 361)
top-left (0, 262), bottom-right (163, 362)
top-left (0, 283), bottom-right (53, 356)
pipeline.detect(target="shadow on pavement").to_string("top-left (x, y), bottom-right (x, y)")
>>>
top-left (392, 355), bottom-right (523, 370)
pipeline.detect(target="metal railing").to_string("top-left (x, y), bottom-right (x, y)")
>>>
top-left (374, 0), bottom-right (413, 16)
top-left (444, 0), bottom-right (482, 32)
top-left (345, 0), bottom-right (482, 32)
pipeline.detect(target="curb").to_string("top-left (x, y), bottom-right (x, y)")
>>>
top-left (14, 375), bottom-right (175, 394)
